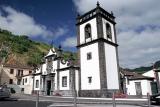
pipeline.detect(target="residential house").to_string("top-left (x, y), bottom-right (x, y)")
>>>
top-left (120, 69), bottom-right (155, 96)
top-left (0, 60), bottom-right (33, 93)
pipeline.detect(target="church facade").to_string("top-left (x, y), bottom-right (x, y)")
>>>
top-left (31, 3), bottom-right (120, 97)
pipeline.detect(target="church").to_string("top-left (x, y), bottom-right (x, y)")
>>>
top-left (31, 2), bottom-right (120, 97)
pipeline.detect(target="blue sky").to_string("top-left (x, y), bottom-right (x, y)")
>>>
top-left (0, 0), bottom-right (160, 69)
top-left (0, 0), bottom-right (77, 51)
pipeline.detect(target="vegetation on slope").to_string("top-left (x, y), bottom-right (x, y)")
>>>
top-left (129, 60), bottom-right (160, 74)
top-left (0, 29), bottom-right (51, 67)
top-left (0, 28), bottom-right (78, 68)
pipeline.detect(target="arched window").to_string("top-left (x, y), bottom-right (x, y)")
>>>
top-left (106, 23), bottom-right (112, 39)
top-left (85, 24), bottom-right (91, 39)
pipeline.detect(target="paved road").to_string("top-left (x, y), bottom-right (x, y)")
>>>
top-left (0, 99), bottom-right (51, 107)
top-left (0, 98), bottom-right (148, 107)
top-left (0, 96), bottom-right (159, 107)
top-left (11, 94), bottom-right (148, 105)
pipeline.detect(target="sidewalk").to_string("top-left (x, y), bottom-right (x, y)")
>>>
top-left (48, 103), bottom-right (156, 107)
top-left (11, 93), bottom-right (148, 105)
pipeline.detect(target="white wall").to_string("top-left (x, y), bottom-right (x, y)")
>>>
top-left (143, 70), bottom-right (155, 78)
top-left (80, 43), bottom-right (100, 90)
top-left (42, 63), bottom-right (47, 75)
top-left (60, 60), bottom-right (68, 69)
top-left (21, 75), bottom-right (33, 94)
top-left (75, 70), bottom-right (79, 91)
top-left (79, 18), bottom-right (97, 44)
top-left (102, 18), bottom-right (116, 43)
top-left (59, 70), bottom-right (70, 90)
top-left (34, 75), bottom-right (41, 90)
top-left (126, 80), bottom-right (152, 95)
top-left (143, 70), bottom-right (160, 83)
top-left (105, 44), bottom-right (119, 89)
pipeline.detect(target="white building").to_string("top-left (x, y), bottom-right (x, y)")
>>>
top-left (143, 69), bottom-right (160, 94)
top-left (76, 2), bottom-right (120, 97)
top-left (32, 48), bottom-right (79, 96)
top-left (121, 70), bottom-right (156, 96)
top-left (21, 74), bottom-right (33, 94)
top-left (0, 62), bottom-right (33, 94)
top-left (30, 3), bottom-right (120, 97)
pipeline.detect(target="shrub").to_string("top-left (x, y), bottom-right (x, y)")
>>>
top-left (10, 88), bottom-right (16, 94)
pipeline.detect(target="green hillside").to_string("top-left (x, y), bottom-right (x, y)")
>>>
top-left (130, 60), bottom-right (160, 74)
top-left (0, 29), bottom-right (76, 67)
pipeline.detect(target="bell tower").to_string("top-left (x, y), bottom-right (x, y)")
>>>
top-left (76, 2), bottom-right (120, 97)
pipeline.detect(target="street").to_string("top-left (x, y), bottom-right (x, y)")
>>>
top-left (0, 100), bottom-right (144, 107)
top-left (0, 99), bottom-right (51, 107)
top-left (0, 94), bottom-right (159, 107)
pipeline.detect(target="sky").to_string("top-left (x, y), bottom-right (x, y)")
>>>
top-left (0, 0), bottom-right (160, 69)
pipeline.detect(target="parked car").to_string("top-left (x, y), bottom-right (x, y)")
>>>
top-left (150, 93), bottom-right (160, 104)
top-left (0, 85), bottom-right (11, 99)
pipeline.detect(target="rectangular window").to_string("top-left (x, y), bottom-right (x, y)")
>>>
top-left (22, 79), bottom-right (24, 85)
top-left (88, 77), bottom-right (92, 83)
top-left (21, 70), bottom-right (23, 76)
top-left (62, 76), bottom-right (67, 87)
top-left (87, 52), bottom-right (92, 60)
top-left (17, 70), bottom-right (23, 76)
top-left (36, 80), bottom-right (39, 88)
top-left (10, 69), bottom-right (14, 74)
top-left (9, 79), bottom-right (13, 84)
top-left (25, 78), bottom-right (27, 83)
top-left (17, 79), bottom-right (21, 85)
top-left (29, 71), bottom-right (32, 74)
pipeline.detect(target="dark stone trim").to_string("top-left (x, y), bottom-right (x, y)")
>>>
top-left (79, 89), bottom-right (119, 98)
top-left (57, 66), bottom-right (79, 71)
top-left (96, 14), bottom-right (103, 38)
top-left (76, 6), bottom-right (115, 26)
top-left (32, 72), bottom-right (42, 76)
top-left (77, 50), bottom-right (81, 97)
top-left (56, 90), bottom-right (75, 96)
top-left (113, 24), bottom-right (121, 91)
top-left (98, 39), bottom-right (108, 97)
top-left (76, 15), bottom-right (97, 26)
top-left (45, 54), bottom-right (56, 58)
top-left (57, 60), bottom-right (60, 90)
top-left (77, 25), bottom-right (80, 46)
top-left (96, 14), bottom-right (108, 97)
top-left (101, 14), bottom-right (116, 25)
top-left (76, 14), bottom-right (116, 26)
top-left (76, 21), bottom-right (81, 97)
top-left (129, 78), bottom-right (154, 81)
top-left (77, 38), bottom-right (118, 48)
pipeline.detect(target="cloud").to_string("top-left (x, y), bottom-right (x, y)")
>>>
top-left (61, 36), bottom-right (77, 48)
top-left (0, 6), bottom-right (67, 40)
top-left (52, 27), bottom-right (68, 38)
top-left (73, 0), bottom-right (160, 68)
top-left (0, 6), bottom-right (50, 37)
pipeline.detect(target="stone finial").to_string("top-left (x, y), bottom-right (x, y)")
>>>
top-left (57, 45), bottom-right (62, 57)
top-left (58, 45), bottom-right (61, 50)
top-left (97, 1), bottom-right (100, 7)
